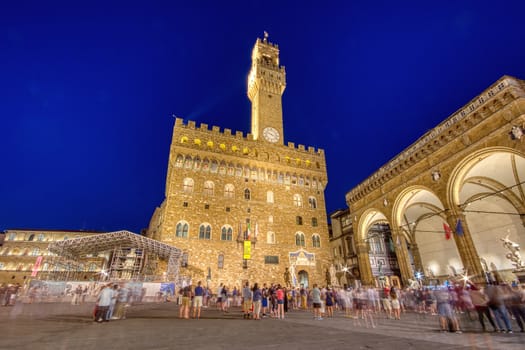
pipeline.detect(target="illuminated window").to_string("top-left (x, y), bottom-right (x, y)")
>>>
top-left (293, 194), bottom-right (302, 207)
top-left (224, 184), bottom-right (235, 198)
top-left (183, 178), bottom-right (194, 193)
top-left (266, 191), bottom-right (274, 203)
top-left (175, 155), bottom-right (184, 167)
top-left (184, 155), bottom-right (193, 169)
top-left (204, 181), bottom-right (214, 196)
top-left (267, 232), bottom-right (275, 244)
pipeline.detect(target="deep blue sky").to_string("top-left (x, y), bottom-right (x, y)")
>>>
top-left (2, 1), bottom-right (525, 233)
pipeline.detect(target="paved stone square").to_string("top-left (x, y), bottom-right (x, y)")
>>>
top-left (1, 302), bottom-right (524, 350)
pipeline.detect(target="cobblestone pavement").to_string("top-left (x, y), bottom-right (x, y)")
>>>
top-left (1, 302), bottom-right (524, 350)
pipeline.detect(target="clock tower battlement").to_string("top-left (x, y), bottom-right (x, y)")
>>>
top-left (171, 117), bottom-right (326, 168)
top-left (248, 33), bottom-right (286, 145)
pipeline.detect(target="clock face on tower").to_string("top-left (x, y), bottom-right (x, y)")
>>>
top-left (262, 127), bottom-right (280, 143)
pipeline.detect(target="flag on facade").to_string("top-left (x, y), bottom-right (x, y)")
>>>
top-left (456, 219), bottom-right (464, 236)
top-left (246, 222), bottom-right (251, 240)
top-left (443, 223), bottom-right (452, 240)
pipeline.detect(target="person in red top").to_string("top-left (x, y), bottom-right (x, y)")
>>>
top-left (276, 284), bottom-right (285, 319)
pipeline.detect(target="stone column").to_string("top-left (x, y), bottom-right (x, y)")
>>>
top-left (410, 242), bottom-right (424, 277)
top-left (391, 227), bottom-right (414, 286)
top-left (447, 211), bottom-right (484, 284)
top-left (355, 241), bottom-right (374, 286)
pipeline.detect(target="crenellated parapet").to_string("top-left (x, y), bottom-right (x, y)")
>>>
top-left (346, 75), bottom-right (525, 204)
top-left (172, 117), bottom-right (326, 171)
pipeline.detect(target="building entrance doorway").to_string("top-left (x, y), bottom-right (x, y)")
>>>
top-left (298, 270), bottom-right (309, 288)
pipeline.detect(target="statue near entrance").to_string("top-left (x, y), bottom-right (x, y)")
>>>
top-left (284, 267), bottom-right (291, 287)
top-left (501, 235), bottom-right (525, 270)
top-left (330, 265), bottom-right (337, 287)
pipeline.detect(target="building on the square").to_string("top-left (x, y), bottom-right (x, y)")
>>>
top-left (0, 229), bottom-right (106, 285)
top-left (147, 35), bottom-right (331, 288)
top-left (336, 75), bottom-right (525, 287)
top-left (330, 209), bottom-right (401, 289)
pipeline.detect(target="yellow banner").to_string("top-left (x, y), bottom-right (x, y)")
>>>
top-left (243, 240), bottom-right (251, 259)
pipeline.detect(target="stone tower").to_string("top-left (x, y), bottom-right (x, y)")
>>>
top-left (147, 35), bottom-right (330, 290)
top-left (247, 33), bottom-right (286, 145)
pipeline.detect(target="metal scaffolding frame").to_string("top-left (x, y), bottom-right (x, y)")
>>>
top-left (47, 230), bottom-right (182, 281)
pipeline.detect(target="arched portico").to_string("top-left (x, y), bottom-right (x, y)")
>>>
top-left (346, 76), bottom-right (525, 287)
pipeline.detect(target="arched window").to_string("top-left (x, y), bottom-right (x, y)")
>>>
top-left (293, 194), bottom-right (302, 207)
top-left (224, 184), bottom-right (235, 198)
top-left (204, 181), bottom-right (214, 196)
top-left (88, 263), bottom-right (97, 272)
top-left (309, 196), bottom-right (318, 209)
top-left (184, 155), bottom-right (193, 169)
top-left (176, 222), bottom-right (189, 238)
top-left (210, 160), bottom-right (218, 173)
top-left (267, 231), bottom-right (275, 244)
top-left (37, 234), bottom-right (45, 241)
top-left (199, 224), bottom-right (211, 240)
top-left (28, 234), bottom-right (35, 241)
top-left (296, 216), bottom-right (303, 225)
top-left (219, 161), bottom-right (226, 175)
top-left (266, 191), bottom-right (274, 203)
top-left (312, 234), bottom-right (321, 248)
top-left (235, 165), bottom-right (242, 177)
top-left (202, 159), bottom-right (210, 172)
top-left (295, 233), bottom-right (305, 247)
top-left (8, 232), bottom-right (16, 241)
top-left (183, 178), bottom-right (194, 193)
top-left (244, 188), bottom-right (251, 200)
top-left (31, 248), bottom-right (40, 256)
top-left (175, 155), bottom-right (184, 167)
top-left (221, 226), bottom-right (233, 241)
top-left (193, 156), bottom-right (201, 170)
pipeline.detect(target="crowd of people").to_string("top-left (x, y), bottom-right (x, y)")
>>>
top-left (169, 280), bottom-right (525, 334)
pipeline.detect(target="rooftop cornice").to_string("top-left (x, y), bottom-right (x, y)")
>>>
top-left (346, 75), bottom-right (525, 203)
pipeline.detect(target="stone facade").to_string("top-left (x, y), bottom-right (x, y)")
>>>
top-left (147, 36), bottom-right (331, 289)
top-left (0, 229), bottom-right (105, 285)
